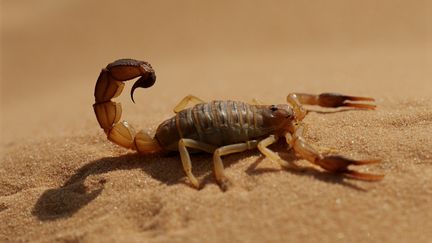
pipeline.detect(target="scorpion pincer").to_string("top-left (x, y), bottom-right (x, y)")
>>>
top-left (93, 58), bottom-right (384, 190)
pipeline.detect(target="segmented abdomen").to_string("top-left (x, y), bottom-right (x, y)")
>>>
top-left (155, 100), bottom-right (271, 150)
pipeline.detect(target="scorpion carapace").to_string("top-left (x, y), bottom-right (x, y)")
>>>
top-left (93, 58), bottom-right (384, 190)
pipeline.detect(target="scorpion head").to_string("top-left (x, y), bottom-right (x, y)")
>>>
top-left (262, 104), bottom-right (295, 134)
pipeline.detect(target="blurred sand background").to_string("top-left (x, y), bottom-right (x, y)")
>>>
top-left (1, 0), bottom-right (432, 242)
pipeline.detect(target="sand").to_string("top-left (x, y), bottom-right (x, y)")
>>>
top-left (1, 0), bottom-right (432, 242)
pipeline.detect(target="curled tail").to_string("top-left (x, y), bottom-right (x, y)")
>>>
top-left (93, 59), bottom-right (162, 153)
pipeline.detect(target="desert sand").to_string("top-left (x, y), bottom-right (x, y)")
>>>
top-left (1, 0), bottom-right (432, 242)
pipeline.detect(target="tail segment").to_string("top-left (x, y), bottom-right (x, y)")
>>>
top-left (93, 59), bottom-right (162, 154)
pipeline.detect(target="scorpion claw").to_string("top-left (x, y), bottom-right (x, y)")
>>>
top-left (317, 155), bottom-right (384, 181)
top-left (343, 102), bottom-right (376, 110)
top-left (318, 93), bottom-right (376, 110)
top-left (343, 170), bottom-right (385, 181)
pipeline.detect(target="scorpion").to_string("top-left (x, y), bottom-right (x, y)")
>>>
top-left (93, 58), bottom-right (383, 190)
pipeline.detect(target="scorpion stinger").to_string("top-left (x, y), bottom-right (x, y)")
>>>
top-left (131, 71), bottom-right (156, 103)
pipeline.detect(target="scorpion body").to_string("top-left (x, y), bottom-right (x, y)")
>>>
top-left (93, 58), bottom-right (383, 190)
top-left (156, 100), bottom-right (283, 151)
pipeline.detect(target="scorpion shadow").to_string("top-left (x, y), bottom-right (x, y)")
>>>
top-left (33, 145), bottom-right (369, 220)
top-left (32, 151), bottom-right (238, 221)
top-left (32, 153), bottom-right (199, 221)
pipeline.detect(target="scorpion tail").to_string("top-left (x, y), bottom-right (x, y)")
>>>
top-left (93, 59), bottom-right (162, 154)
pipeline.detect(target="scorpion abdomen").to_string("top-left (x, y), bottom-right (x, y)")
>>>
top-left (155, 100), bottom-right (273, 151)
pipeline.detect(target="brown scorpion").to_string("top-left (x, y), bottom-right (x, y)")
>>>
top-left (93, 58), bottom-right (383, 190)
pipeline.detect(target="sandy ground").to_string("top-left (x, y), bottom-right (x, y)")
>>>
top-left (1, 0), bottom-right (432, 242)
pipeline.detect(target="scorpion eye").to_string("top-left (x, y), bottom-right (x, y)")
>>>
top-left (270, 105), bottom-right (278, 112)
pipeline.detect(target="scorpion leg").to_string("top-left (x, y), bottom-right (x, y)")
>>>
top-left (257, 135), bottom-right (303, 171)
top-left (287, 93), bottom-right (376, 120)
top-left (93, 59), bottom-right (162, 153)
top-left (288, 125), bottom-right (384, 181)
top-left (213, 141), bottom-right (258, 191)
top-left (178, 138), bottom-right (216, 189)
top-left (250, 98), bottom-right (265, 105)
top-left (173, 95), bottom-right (205, 113)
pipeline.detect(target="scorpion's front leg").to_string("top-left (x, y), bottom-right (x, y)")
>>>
top-left (257, 135), bottom-right (304, 171)
top-left (287, 125), bottom-right (384, 181)
top-left (93, 59), bottom-right (161, 153)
